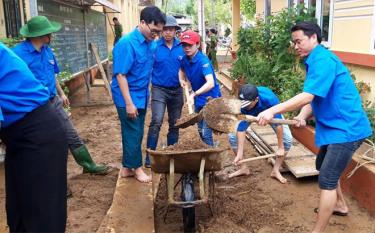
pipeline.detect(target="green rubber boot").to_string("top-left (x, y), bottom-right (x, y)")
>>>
top-left (71, 145), bottom-right (109, 175)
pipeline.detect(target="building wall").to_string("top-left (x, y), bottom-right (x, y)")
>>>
top-left (330, 0), bottom-right (375, 102)
top-left (271, 0), bottom-right (287, 14)
top-left (331, 0), bottom-right (374, 54)
top-left (92, 0), bottom-right (140, 53)
top-left (0, 1), bottom-right (6, 37)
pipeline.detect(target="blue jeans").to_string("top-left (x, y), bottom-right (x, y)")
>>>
top-left (228, 123), bottom-right (293, 151)
top-left (116, 107), bottom-right (146, 169)
top-left (146, 85), bottom-right (184, 151)
top-left (196, 106), bottom-right (214, 146)
top-left (316, 139), bottom-right (364, 190)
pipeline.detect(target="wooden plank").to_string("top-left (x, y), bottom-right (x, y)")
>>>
top-left (90, 43), bottom-right (112, 99)
top-left (284, 154), bottom-right (319, 178)
top-left (250, 125), bottom-right (319, 178)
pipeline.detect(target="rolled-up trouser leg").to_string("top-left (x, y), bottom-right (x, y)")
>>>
top-left (116, 107), bottom-right (146, 169)
top-left (0, 103), bottom-right (68, 233)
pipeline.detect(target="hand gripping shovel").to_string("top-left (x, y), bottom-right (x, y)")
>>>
top-left (202, 97), bottom-right (298, 133)
top-left (174, 85), bottom-right (203, 128)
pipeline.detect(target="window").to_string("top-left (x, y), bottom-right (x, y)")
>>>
top-left (372, 4), bottom-right (375, 53)
top-left (296, 0), bottom-right (334, 46)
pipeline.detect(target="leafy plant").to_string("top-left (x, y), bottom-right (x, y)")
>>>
top-left (56, 66), bottom-right (73, 96)
top-left (231, 4), bottom-right (315, 103)
top-left (0, 37), bottom-right (23, 48)
top-left (364, 105), bottom-right (375, 143)
top-left (240, 0), bottom-right (256, 20)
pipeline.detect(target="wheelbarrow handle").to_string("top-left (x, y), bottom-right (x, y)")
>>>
top-left (242, 115), bottom-right (298, 125)
top-left (238, 153), bottom-right (276, 164)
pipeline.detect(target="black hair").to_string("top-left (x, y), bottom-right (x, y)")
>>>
top-left (291, 21), bottom-right (322, 43)
top-left (209, 28), bottom-right (217, 34)
top-left (113, 17), bottom-right (118, 21)
top-left (140, 6), bottom-right (166, 25)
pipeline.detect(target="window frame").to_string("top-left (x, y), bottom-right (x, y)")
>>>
top-left (371, 3), bottom-right (375, 54)
top-left (290, 0), bottom-right (334, 47)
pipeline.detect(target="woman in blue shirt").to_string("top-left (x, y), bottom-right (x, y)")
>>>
top-left (179, 30), bottom-right (221, 146)
top-left (0, 42), bottom-right (68, 232)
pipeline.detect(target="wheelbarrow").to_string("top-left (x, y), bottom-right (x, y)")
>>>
top-left (147, 147), bottom-right (227, 232)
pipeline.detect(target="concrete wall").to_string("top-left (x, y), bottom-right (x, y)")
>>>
top-left (91, 0), bottom-right (140, 53)
top-left (0, 1), bottom-right (6, 38)
top-left (331, 0), bottom-right (374, 54)
top-left (330, 0), bottom-right (375, 102)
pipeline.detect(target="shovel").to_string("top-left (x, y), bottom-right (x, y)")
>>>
top-left (202, 97), bottom-right (298, 133)
top-left (174, 85), bottom-right (203, 128)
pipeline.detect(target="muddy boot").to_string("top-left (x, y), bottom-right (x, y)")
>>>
top-left (72, 145), bottom-right (109, 175)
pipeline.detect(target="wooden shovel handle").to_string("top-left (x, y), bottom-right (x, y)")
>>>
top-left (183, 85), bottom-right (194, 114)
top-left (238, 153), bottom-right (276, 164)
top-left (244, 115), bottom-right (298, 125)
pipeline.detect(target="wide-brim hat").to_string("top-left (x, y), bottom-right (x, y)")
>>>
top-left (20, 16), bottom-right (61, 38)
top-left (164, 15), bottom-right (181, 30)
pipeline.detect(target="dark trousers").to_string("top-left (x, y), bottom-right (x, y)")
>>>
top-left (146, 85), bottom-right (184, 151)
top-left (0, 103), bottom-right (68, 233)
top-left (50, 96), bottom-right (84, 151)
top-left (116, 107), bottom-right (146, 168)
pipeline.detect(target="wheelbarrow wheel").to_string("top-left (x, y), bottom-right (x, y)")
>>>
top-left (181, 174), bottom-right (196, 233)
top-left (182, 207), bottom-right (196, 233)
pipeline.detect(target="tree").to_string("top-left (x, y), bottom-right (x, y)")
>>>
top-left (240, 0), bottom-right (256, 20)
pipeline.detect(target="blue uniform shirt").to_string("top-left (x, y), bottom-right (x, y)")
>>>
top-left (180, 51), bottom-right (221, 109)
top-left (13, 40), bottom-right (60, 98)
top-left (152, 38), bottom-right (184, 88)
top-left (0, 107), bottom-right (3, 122)
top-left (0, 42), bottom-right (50, 128)
top-left (238, 86), bottom-right (282, 131)
top-left (303, 45), bottom-right (372, 146)
top-left (111, 28), bottom-right (156, 108)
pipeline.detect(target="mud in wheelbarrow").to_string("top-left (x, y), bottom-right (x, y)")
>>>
top-left (147, 147), bottom-right (227, 233)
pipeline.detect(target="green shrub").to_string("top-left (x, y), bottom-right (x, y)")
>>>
top-left (231, 4), bottom-right (315, 103)
top-left (0, 37), bottom-right (22, 48)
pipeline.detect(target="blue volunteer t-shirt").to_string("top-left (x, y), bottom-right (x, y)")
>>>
top-left (237, 86), bottom-right (282, 131)
top-left (180, 51), bottom-right (221, 109)
top-left (13, 40), bottom-right (60, 98)
top-left (303, 45), bottom-right (372, 146)
top-left (152, 37), bottom-right (184, 88)
top-left (0, 42), bottom-right (50, 128)
top-left (0, 107), bottom-right (3, 122)
top-left (111, 28), bottom-right (156, 108)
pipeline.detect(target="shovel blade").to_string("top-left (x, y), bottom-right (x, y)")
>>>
top-left (204, 97), bottom-right (243, 115)
top-left (175, 112), bottom-right (203, 128)
top-left (203, 113), bottom-right (240, 133)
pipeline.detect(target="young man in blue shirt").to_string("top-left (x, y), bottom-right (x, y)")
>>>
top-left (145, 15), bottom-right (184, 167)
top-left (179, 30), bottom-right (221, 146)
top-left (111, 6), bottom-right (165, 182)
top-left (0, 42), bottom-right (68, 232)
top-left (257, 22), bottom-right (372, 233)
top-left (228, 84), bottom-right (293, 184)
top-left (13, 15), bottom-right (108, 175)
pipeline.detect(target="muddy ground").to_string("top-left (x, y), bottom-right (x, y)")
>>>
top-left (0, 80), bottom-right (375, 233)
top-left (154, 88), bottom-right (375, 233)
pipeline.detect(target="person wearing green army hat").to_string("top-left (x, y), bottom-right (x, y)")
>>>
top-left (13, 15), bottom-right (109, 175)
